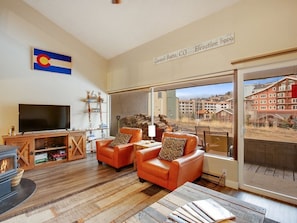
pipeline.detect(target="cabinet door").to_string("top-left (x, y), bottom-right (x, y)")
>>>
top-left (4, 137), bottom-right (35, 170)
top-left (68, 132), bottom-right (86, 161)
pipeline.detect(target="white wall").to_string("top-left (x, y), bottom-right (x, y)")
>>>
top-left (107, 0), bottom-right (297, 92)
top-left (203, 155), bottom-right (238, 189)
top-left (0, 1), bottom-right (108, 143)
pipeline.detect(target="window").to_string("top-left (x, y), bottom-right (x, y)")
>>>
top-left (278, 85), bottom-right (286, 91)
top-left (154, 74), bottom-right (234, 158)
top-left (287, 85), bottom-right (292, 90)
top-left (269, 99), bottom-right (275, 104)
top-left (269, 93), bottom-right (276, 97)
top-left (277, 92), bottom-right (285, 97)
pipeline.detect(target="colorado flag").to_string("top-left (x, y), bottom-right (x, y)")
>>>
top-left (33, 48), bottom-right (72, 75)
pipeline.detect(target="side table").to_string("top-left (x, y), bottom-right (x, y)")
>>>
top-left (133, 140), bottom-right (162, 170)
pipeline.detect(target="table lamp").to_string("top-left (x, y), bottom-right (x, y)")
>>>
top-left (148, 125), bottom-right (156, 142)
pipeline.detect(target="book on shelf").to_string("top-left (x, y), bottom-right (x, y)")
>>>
top-left (168, 198), bottom-right (235, 223)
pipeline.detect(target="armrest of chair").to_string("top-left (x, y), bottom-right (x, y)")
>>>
top-left (115, 142), bottom-right (133, 149)
top-left (136, 146), bottom-right (162, 163)
top-left (172, 149), bottom-right (204, 165)
top-left (172, 149), bottom-right (204, 168)
top-left (113, 143), bottom-right (134, 152)
top-left (96, 139), bottom-right (113, 148)
top-left (169, 149), bottom-right (204, 186)
top-left (112, 143), bottom-right (135, 157)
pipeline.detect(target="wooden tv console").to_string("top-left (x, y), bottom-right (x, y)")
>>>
top-left (2, 131), bottom-right (86, 170)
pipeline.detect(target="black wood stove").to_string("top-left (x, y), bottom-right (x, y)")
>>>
top-left (0, 145), bottom-right (17, 202)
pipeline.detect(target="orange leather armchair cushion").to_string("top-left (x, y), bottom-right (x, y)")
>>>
top-left (96, 127), bottom-right (142, 170)
top-left (136, 132), bottom-right (204, 191)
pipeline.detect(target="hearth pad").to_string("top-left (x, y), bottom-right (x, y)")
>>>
top-left (0, 178), bottom-right (36, 215)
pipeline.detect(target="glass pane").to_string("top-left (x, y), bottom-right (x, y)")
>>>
top-left (0, 157), bottom-right (14, 173)
top-left (154, 78), bottom-right (234, 157)
top-left (243, 74), bottom-right (297, 198)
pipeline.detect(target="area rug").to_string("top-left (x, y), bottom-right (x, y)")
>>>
top-left (0, 178), bottom-right (36, 215)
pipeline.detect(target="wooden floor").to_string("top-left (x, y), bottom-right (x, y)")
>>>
top-left (1, 153), bottom-right (296, 223)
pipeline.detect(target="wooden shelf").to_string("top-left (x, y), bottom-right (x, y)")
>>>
top-left (84, 99), bottom-right (98, 103)
top-left (34, 159), bottom-right (67, 167)
top-left (35, 146), bottom-right (67, 153)
top-left (86, 127), bottom-right (108, 131)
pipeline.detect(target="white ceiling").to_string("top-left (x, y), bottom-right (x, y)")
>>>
top-left (23, 0), bottom-right (240, 59)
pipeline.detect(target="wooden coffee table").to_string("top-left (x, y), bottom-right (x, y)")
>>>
top-left (133, 140), bottom-right (162, 170)
top-left (125, 182), bottom-right (266, 222)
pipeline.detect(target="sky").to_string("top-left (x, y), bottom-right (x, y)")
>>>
top-left (176, 76), bottom-right (282, 99)
top-left (176, 83), bottom-right (232, 99)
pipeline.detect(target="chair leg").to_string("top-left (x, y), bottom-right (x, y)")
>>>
top-left (139, 178), bottom-right (145, 183)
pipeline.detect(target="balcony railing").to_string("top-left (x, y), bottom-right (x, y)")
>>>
top-left (244, 138), bottom-right (297, 171)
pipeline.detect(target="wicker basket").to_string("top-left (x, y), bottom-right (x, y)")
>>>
top-left (11, 168), bottom-right (24, 187)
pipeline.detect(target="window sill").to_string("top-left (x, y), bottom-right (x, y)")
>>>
top-left (204, 153), bottom-right (234, 161)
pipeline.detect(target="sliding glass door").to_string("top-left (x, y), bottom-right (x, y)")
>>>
top-left (238, 60), bottom-right (297, 205)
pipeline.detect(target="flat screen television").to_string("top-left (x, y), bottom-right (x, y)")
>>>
top-left (19, 104), bottom-right (70, 133)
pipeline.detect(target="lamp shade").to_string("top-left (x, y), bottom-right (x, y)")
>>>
top-left (148, 125), bottom-right (156, 138)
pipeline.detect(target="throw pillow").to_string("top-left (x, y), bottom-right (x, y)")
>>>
top-left (109, 133), bottom-right (132, 148)
top-left (158, 137), bottom-right (187, 161)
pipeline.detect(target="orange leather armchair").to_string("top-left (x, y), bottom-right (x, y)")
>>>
top-left (96, 127), bottom-right (142, 171)
top-left (136, 132), bottom-right (204, 191)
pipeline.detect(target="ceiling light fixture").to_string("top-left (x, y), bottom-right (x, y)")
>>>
top-left (112, 0), bottom-right (121, 4)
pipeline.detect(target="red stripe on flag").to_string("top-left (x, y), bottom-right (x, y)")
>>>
top-left (37, 54), bottom-right (50, 68)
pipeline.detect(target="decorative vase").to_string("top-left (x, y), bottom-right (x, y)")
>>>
top-left (11, 168), bottom-right (24, 187)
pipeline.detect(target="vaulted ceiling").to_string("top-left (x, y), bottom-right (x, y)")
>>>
top-left (23, 0), bottom-right (240, 59)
